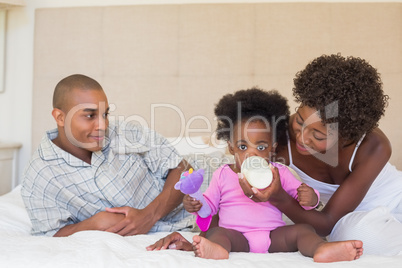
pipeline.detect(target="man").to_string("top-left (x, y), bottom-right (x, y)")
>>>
top-left (21, 74), bottom-right (193, 236)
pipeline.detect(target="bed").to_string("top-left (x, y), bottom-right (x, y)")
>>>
top-left (1, 136), bottom-right (401, 268)
top-left (1, 186), bottom-right (401, 268)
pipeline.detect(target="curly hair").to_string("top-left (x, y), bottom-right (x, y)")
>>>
top-left (293, 54), bottom-right (389, 143)
top-left (214, 87), bottom-right (290, 146)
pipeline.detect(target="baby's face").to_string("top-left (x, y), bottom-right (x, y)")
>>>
top-left (228, 119), bottom-right (275, 173)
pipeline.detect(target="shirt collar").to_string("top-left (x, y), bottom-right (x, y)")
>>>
top-left (38, 122), bottom-right (150, 166)
top-left (38, 128), bottom-right (110, 167)
top-left (108, 121), bottom-right (151, 154)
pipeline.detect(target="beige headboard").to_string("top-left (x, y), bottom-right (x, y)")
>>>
top-left (33, 3), bottom-right (402, 168)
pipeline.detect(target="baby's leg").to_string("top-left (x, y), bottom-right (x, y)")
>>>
top-left (313, 240), bottom-right (363, 263)
top-left (192, 227), bottom-right (249, 259)
top-left (192, 235), bottom-right (229, 259)
top-left (270, 224), bottom-right (363, 263)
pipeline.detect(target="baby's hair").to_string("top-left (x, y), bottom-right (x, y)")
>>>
top-left (293, 54), bottom-right (389, 143)
top-left (53, 74), bottom-right (103, 110)
top-left (214, 87), bottom-right (290, 146)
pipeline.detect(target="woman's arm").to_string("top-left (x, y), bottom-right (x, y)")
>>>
top-left (314, 129), bottom-right (391, 234)
top-left (241, 129), bottom-right (391, 236)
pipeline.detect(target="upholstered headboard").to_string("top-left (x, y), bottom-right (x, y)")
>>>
top-left (32, 3), bottom-right (402, 168)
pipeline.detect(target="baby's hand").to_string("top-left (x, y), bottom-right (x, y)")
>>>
top-left (183, 194), bottom-right (203, 213)
top-left (297, 183), bottom-right (318, 207)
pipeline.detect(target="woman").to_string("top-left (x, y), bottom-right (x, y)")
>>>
top-left (148, 54), bottom-right (402, 256)
top-left (241, 54), bottom-right (402, 256)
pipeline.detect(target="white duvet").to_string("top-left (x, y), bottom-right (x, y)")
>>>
top-left (1, 186), bottom-right (401, 268)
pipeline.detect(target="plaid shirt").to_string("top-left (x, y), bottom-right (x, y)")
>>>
top-left (21, 122), bottom-right (194, 236)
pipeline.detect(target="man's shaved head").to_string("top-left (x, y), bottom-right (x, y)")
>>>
top-left (53, 74), bottom-right (103, 111)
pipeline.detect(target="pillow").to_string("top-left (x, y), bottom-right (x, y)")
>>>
top-left (166, 136), bottom-right (228, 156)
top-left (0, 185), bottom-right (31, 235)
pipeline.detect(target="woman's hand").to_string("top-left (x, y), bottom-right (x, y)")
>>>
top-left (146, 232), bottom-right (193, 251)
top-left (238, 166), bottom-right (283, 203)
top-left (183, 194), bottom-right (203, 213)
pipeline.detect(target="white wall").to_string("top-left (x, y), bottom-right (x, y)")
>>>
top-left (1, 0), bottom-right (401, 183)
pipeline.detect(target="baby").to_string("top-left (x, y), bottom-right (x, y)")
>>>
top-left (149, 87), bottom-right (363, 262)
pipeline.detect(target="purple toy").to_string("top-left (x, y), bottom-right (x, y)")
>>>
top-left (174, 168), bottom-right (212, 231)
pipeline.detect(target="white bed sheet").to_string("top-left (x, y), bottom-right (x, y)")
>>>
top-left (1, 186), bottom-right (401, 268)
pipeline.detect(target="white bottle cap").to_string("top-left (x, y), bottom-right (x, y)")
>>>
top-left (241, 156), bottom-right (273, 189)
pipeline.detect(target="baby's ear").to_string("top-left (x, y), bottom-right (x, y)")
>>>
top-left (227, 141), bottom-right (235, 155)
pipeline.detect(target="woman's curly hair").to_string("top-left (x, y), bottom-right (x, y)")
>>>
top-left (214, 87), bottom-right (290, 146)
top-left (293, 54), bottom-right (389, 143)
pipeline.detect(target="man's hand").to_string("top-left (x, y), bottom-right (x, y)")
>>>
top-left (146, 232), bottom-right (193, 251)
top-left (105, 206), bottom-right (155, 236)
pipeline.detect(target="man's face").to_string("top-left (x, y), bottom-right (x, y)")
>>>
top-left (62, 88), bottom-right (110, 152)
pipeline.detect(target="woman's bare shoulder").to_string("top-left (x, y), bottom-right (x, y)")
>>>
top-left (361, 128), bottom-right (391, 155)
top-left (352, 128), bottom-right (391, 170)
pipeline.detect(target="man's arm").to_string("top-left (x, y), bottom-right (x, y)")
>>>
top-left (54, 211), bottom-right (125, 237)
top-left (146, 214), bottom-right (218, 251)
top-left (105, 160), bottom-right (190, 236)
top-left (145, 159), bottom-right (189, 223)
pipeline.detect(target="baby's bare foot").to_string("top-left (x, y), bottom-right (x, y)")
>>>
top-left (192, 235), bottom-right (229, 260)
top-left (313, 240), bottom-right (363, 263)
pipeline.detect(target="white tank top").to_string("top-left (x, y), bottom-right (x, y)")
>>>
top-left (287, 135), bottom-right (402, 211)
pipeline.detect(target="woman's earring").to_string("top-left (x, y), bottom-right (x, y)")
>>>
top-left (272, 142), bottom-right (278, 150)
top-left (270, 143), bottom-right (278, 161)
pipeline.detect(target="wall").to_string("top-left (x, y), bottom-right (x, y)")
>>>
top-left (1, 0), bottom-right (402, 185)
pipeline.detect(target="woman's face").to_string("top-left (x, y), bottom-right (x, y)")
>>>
top-left (228, 119), bottom-right (276, 172)
top-left (291, 105), bottom-right (338, 156)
